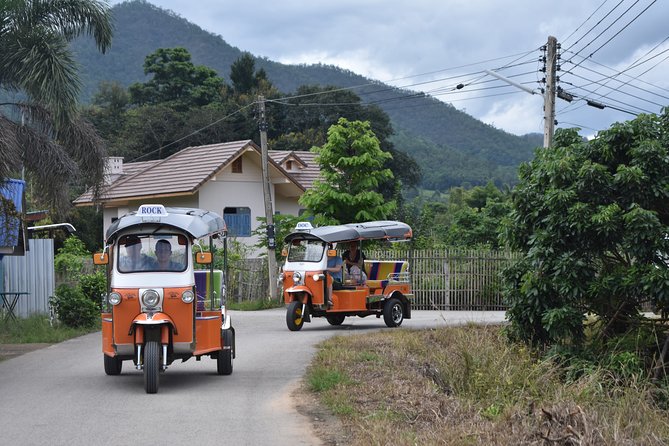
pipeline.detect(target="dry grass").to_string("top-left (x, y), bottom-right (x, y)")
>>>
top-left (305, 325), bottom-right (669, 445)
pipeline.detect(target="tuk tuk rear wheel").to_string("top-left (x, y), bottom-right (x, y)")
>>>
top-left (144, 341), bottom-right (160, 394)
top-left (286, 301), bottom-right (304, 331)
top-left (104, 354), bottom-right (122, 375)
top-left (217, 329), bottom-right (234, 375)
top-left (326, 314), bottom-right (345, 326)
top-left (383, 297), bottom-right (404, 328)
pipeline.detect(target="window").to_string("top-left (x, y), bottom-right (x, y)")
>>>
top-left (223, 207), bottom-right (251, 237)
top-left (285, 160), bottom-right (293, 170)
top-left (231, 157), bottom-right (242, 173)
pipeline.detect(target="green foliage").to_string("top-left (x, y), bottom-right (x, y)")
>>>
top-left (230, 52), bottom-right (268, 95)
top-left (299, 118), bottom-right (396, 223)
top-left (129, 47), bottom-right (225, 111)
top-left (404, 182), bottom-right (510, 249)
top-left (0, 315), bottom-right (97, 344)
top-left (51, 284), bottom-right (99, 328)
top-left (78, 270), bottom-right (107, 310)
top-left (0, 0), bottom-right (113, 212)
top-left (54, 236), bottom-right (89, 276)
top-left (503, 111), bottom-right (669, 348)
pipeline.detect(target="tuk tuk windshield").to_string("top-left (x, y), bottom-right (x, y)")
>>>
top-left (287, 239), bottom-right (326, 263)
top-left (117, 234), bottom-right (188, 273)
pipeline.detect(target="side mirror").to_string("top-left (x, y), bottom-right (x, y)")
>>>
top-left (327, 249), bottom-right (337, 257)
top-left (195, 252), bottom-right (212, 264)
top-left (93, 252), bottom-right (109, 265)
top-left (281, 248), bottom-right (288, 257)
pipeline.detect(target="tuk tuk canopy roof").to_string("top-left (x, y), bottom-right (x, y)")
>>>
top-left (106, 206), bottom-right (226, 242)
top-left (284, 221), bottom-right (412, 245)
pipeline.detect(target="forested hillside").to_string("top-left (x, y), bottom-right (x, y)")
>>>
top-left (71, 0), bottom-right (543, 189)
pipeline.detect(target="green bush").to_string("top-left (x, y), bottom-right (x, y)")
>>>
top-left (54, 236), bottom-right (88, 276)
top-left (52, 284), bottom-right (98, 328)
top-left (78, 270), bottom-right (107, 310)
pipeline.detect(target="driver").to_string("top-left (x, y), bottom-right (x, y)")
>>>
top-left (155, 239), bottom-right (184, 271)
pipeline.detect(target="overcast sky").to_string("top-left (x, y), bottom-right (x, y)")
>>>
top-left (110, 0), bottom-right (668, 138)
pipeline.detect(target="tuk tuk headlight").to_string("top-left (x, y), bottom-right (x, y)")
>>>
top-left (312, 273), bottom-right (325, 281)
top-left (108, 292), bottom-right (122, 306)
top-left (293, 272), bottom-right (302, 283)
top-left (142, 289), bottom-right (160, 309)
top-left (181, 290), bottom-right (195, 304)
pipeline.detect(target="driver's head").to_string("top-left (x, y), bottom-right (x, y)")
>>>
top-left (156, 239), bottom-right (172, 257)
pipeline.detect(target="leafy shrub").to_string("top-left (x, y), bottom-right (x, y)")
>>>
top-left (52, 284), bottom-right (98, 328)
top-left (54, 236), bottom-right (89, 277)
top-left (78, 270), bottom-right (107, 310)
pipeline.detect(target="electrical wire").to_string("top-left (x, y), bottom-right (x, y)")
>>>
top-left (128, 102), bottom-right (257, 163)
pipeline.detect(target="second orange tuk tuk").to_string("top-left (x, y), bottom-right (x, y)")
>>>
top-left (281, 221), bottom-right (414, 331)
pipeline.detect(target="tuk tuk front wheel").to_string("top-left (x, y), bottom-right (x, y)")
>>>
top-left (383, 297), bottom-right (404, 328)
top-left (326, 314), bottom-right (345, 326)
top-left (286, 301), bottom-right (305, 331)
top-left (144, 341), bottom-right (160, 394)
top-left (217, 329), bottom-right (234, 375)
top-left (104, 354), bottom-right (122, 375)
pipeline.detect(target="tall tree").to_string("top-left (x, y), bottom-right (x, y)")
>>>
top-left (299, 118), bottom-right (395, 224)
top-left (0, 0), bottom-right (113, 211)
top-left (503, 113), bottom-right (669, 348)
top-left (128, 47), bottom-right (225, 111)
top-left (271, 84), bottom-right (421, 193)
top-left (229, 52), bottom-right (268, 95)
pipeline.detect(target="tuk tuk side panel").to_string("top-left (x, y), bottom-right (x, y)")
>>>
top-left (383, 283), bottom-right (412, 296)
top-left (162, 287), bottom-right (194, 344)
top-left (194, 310), bottom-right (221, 355)
top-left (102, 313), bottom-right (114, 356)
top-left (111, 290), bottom-right (142, 346)
top-left (332, 289), bottom-right (368, 311)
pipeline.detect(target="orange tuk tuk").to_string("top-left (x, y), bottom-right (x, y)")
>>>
top-left (281, 221), bottom-right (413, 331)
top-left (94, 204), bottom-right (235, 393)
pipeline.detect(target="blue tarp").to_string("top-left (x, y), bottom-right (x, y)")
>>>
top-left (0, 179), bottom-right (25, 248)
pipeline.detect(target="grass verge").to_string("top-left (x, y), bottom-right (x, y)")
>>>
top-left (226, 298), bottom-right (284, 311)
top-left (0, 314), bottom-right (97, 344)
top-left (305, 324), bottom-right (669, 445)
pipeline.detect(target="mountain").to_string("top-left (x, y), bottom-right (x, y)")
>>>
top-left (71, 0), bottom-right (543, 189)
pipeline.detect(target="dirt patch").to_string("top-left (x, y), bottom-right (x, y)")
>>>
top-left (294, 381), bottom-right (352, 446)
top-left (0, 343), bottom-right (52, 361)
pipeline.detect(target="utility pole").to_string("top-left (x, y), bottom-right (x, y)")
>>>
top-left (543, 36), bottom-right (558, 148)
top-left (258, 96), bottom-right (278, 300)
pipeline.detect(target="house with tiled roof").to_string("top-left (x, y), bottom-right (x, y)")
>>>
top-left (75, 140), bottom-right (321, 254)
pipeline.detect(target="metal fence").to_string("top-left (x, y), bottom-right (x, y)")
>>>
top-left (230, 248), bottom-right (522, 310)
top-left (225, 258), bottom-right (269, 303)
top-left (362, 248), bottom-right (521, 310)
top-left (1, 239), bottom-right (55, 317)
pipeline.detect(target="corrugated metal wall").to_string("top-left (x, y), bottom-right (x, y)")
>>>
top-left (1, 239), bottom-right (54, 317)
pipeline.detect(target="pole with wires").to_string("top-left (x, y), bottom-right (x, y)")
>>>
top-left (258, 96), bottom-right (278, 301)
top-left (543, 36), bottom-right (558, 148)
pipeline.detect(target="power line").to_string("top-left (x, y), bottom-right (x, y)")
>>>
top-left (561, 0), bottom-right (612, 47)
top-left (564, 0), bottom-right (657, 73)
top-left (128, 102), bottom-right (257, 163)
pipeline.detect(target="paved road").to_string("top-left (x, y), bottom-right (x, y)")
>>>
top-left (0, 309), bottom-right (505, 446)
